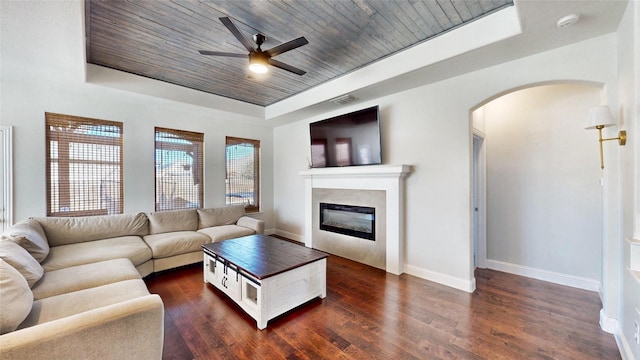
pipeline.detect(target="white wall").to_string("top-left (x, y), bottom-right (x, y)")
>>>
top-left (482, 84), bottom-right (603, 285)
top-left (616, 0), bottom-right (640, 358)
top-left (274, 34), bottom-right (618, 292)
top-left (0, 1), bottom-right (275, 227)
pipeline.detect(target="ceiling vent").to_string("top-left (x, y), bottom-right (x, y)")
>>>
top-left (329, 94), bottom-right (358, 105)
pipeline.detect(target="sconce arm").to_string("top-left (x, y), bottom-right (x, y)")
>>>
top-left (601, 130), bottom-right (627, 145)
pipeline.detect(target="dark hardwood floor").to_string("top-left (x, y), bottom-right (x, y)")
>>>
top-left (145, 253), bottom-right (620, 359)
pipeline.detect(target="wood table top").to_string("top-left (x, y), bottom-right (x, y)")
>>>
top-left (202, 235), bottom-right (328, 280)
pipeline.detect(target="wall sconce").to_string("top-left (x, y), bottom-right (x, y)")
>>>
top-left (585, 105), bottom-right (626, 169)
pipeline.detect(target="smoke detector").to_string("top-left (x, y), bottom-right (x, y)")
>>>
top-left (557, 13), bottom-right (580, 28)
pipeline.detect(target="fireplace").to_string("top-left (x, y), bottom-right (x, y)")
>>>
top-left (320, 203), bottom-right (375, 241)
top-left (300, 165), bottom-right (410, 274)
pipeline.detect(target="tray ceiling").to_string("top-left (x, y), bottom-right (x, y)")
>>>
top-left (85, 0), bottom-right (513, 107)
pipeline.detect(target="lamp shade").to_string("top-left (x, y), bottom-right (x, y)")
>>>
top-left (585, 105), bottom-right (616, 129)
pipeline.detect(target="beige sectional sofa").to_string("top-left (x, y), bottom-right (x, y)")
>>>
top-left (0, 205), bottom-right (264, 359)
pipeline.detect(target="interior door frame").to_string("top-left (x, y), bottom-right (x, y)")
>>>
top-left (1, 125), bottom-right (13, 231)
top-left (472, 130), bottom-right (487, 269)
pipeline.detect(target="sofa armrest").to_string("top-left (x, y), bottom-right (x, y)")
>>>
top-left (0, 295), bottom-right (164, 360)
top-left (236, 216), bottom-right (265, 234)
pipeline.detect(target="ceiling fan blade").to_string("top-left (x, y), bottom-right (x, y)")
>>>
top-left (268, 58), bottom-right (306, 75)
top-left (219, 17), bottom-right (255, 53)
top-left (265, 37), bottom-right (309, 57)
top-left (198, 50), bottom-right (246, 58)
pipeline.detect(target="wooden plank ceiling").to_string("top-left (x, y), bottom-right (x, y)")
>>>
top-left (86, 0), bottom-right (513, 107)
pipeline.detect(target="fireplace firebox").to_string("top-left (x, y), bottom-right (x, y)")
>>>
top-left (319, 203), bottom-right (375, 241)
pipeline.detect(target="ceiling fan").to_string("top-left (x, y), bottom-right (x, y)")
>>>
top-left (199, 17), bottom-right (309, 76)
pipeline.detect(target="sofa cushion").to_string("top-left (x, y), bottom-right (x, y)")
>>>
top-left (32, 258), bottom-right (141, 300)
top-left (0, 259), bottom-right (33, 334)
top-left (32, 212), bottom-right (149, 246)
top-left (41, 236), bottom-right (152, 272)
top-left (147, 209), bottom-right (198, 234)
top-left (18, 279), bottom-right (150, 329)
top-left (1, 219), bottom-right (49, 262)
top-left (236, 216), bottom-right (265, 234)
top-left (143, 231), bottom-right (210, 259)
top-left (197, 225), bottom-right (255, 243)
top-left (197, 205), bottom-right (245, 229)
top-left (0, 240), bottom-right (44, 287)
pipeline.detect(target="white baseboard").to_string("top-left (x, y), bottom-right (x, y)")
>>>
top-left (404, 264), bottom-right (476, 293)
top-left (601, 310), bottom-right (635, 360)
top-left (486, 259), bottom-right (601, 292)
top-left (270, 230), bottom-right (476, 292)
top-left (272, 229), bottom-right (304, 243)
top-left (600, 308), bottom-right (616, 334)
top-left (613, 319), bottom-right (635, 360)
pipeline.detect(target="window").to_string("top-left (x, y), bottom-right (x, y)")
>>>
top-left (155, 127), bottom-right (204, 211)
top-left (45, 113), bottom-right (123, 217)
top-left (311, 139), bottom-right (327, 167)
top-left (226, 136), bottom-right (260, 212)
top-left (335, 138), bottom-right (352, 166)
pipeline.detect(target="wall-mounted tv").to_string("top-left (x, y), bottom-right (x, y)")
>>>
top-left (309, 105), bottom-right (381, 168)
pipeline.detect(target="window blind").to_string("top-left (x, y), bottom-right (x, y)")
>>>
top-left (45, 113), bottom-right (123, 217)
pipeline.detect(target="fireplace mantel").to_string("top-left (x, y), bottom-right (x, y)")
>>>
top-left (300, 165), bottom-right (410, 274)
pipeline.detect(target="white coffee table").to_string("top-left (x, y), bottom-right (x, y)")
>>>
top-left (202, 235), bottom-right (328, 330)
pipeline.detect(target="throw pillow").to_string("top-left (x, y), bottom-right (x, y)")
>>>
top-left (148, 209), bottom-right (198, 234)
top-left (197, 205), bottom-right (245, 229)
top-left (0, 259), bottom-right (33, 334)
top-left (0, 240), bottom-right (44, 287)
top-left (2, 219), bottom-right (50, 262)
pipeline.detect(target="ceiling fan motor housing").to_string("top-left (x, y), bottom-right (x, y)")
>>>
top-left (249, 51), bottom-right (269, 63)
top-left (253, 34), bottom-right (267, 47)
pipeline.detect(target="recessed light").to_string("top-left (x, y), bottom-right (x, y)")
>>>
top-left (557, 13), bottom-right (580, 28)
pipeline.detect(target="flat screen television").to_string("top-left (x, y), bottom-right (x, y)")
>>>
top-left (309, 105), bottom-right (381, 168)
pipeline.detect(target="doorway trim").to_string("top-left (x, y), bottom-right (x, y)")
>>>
top-left (472, 129), bottom-right (487, 270)
top-left (1, 125), bottom-right (13, 231)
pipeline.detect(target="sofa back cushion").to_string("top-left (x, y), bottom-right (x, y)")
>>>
top-left (1, 219), bottom-right (49, 263)
top-left (147, 209), bottom-right (198, 235)
top-left (0, 259), bottom-right (33, 334)
top-left (0, 240), bottom-right (43, 287)
top-left (197, 205), bottom-right (245, 229)
top-left (32, 213), bottom-right (149, 247)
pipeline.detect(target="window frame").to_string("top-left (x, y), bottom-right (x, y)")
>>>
top-left (45, 112), bottom-right (124, 217)
top-left (225, 136), bottom-right (260, 213)
top-left (311, 138), bottom-right (328, 168)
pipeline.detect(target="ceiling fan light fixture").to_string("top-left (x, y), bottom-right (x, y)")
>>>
top-left (199, 17), bottom-right (307, 76)
top-left (249, 62), bottom-right (268, 74)
top-left (249, 53), bottom-right (269, 74)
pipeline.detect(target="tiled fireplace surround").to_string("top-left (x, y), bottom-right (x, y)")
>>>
top-left (300, 165), bottom-right (410, 274)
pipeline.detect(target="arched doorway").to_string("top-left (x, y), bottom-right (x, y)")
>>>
top-left (471, 82), bottom-right (604, 290)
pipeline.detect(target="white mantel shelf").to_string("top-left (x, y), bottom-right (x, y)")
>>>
top-left (300, 164), bottom-right (411, 275)
top-left (300, 165), bottom-right (411, 179)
